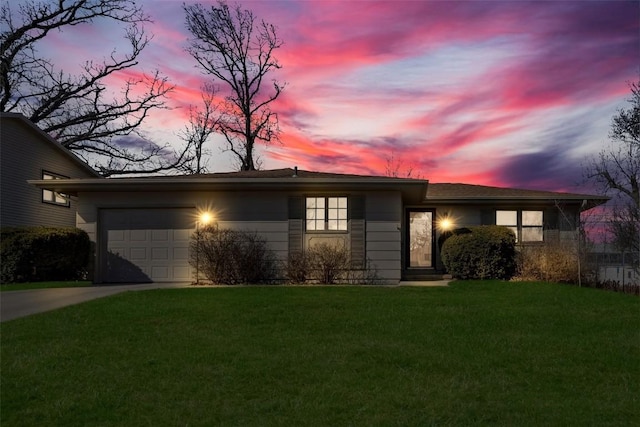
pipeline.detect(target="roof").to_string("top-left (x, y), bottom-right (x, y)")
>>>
top-left (27, 167), bottom-right (608, 209)
top-left (0, 112), bottom-right (101, 178)
top-left (179, 168), bottom-right (376, 179)
top-left (28, 168), bottom-right (429, 203)
top-left (426, 183), bottom-right (608, 209)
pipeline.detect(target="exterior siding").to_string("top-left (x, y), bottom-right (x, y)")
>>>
top-left (365, 192), bottom-right (402, 283)
top-left (215, 221), bottom-right (289, 259)
top-left (1, 115), bottom-right (96, 228)
top-left (78, 189), bottom-right (407, 284)
top-left (77, 191), bottom-right (290, 282)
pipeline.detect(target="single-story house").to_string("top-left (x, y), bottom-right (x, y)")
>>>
top-left (30, 168), bottom-right (608, 284)
top-left (1, 113), bottom-right (100, 228)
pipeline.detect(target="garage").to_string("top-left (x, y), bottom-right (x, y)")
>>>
top-left (99, 208), bottom-right (195, 283)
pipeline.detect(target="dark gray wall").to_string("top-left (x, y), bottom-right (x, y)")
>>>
top-left (1, 116), bottom-right (96, 227)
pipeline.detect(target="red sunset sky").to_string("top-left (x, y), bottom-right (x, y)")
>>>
top-left (37, 0), bottom-right (639, 192)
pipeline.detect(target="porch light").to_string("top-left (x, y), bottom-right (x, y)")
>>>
top-left (439, 217), bottom-right (454, 231)
top-left (199, 212), bottom-right (213, 226)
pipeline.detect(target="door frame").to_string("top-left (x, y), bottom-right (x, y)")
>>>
top-left (403, 208), bottom-right (436, 275)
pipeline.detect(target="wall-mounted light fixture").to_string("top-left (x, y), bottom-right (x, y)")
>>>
top-left (199, 212), bottom-right (213, 226)
top-left (438, 217), bottom-right (454, 231)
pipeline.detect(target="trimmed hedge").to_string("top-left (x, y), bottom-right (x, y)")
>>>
top-left (0, 227), bottom-right (91, 283)
top-left (441, 225), bottom-right (517, 280)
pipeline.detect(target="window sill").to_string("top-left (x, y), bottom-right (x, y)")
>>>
top-left (42, 200), bottom-right (70, 208)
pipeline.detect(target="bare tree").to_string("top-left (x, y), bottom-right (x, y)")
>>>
top-left (184, 1), bottom-right (285, 171)
top-left (178, 82), bottom-right (220, 174)
top-left (384, 150), bottom-right (423, 178)
top-left (586, 80), bottom-right (640, 257)
top-left (1, 0), bottom-right (186, 176)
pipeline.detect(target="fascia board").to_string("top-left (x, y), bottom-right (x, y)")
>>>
top-left (28, 177), bottom-right (428, 201)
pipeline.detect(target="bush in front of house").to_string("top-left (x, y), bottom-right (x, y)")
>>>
top-left (286, 244), bottom-right (380, 285)
top-left (190, 226), bottom-right (278, 285)
top-left (441, 225), bottom-right (517, 280)
top-left (286, 251), bottom-right (311, 284)
top-left (515, 240), bottom-right (580, 284)
top-left (0, 227), bottom-right (91, 283)
top-left (437, 227), bottom-right (472, 252)
top-left (309, 243), bottom-right (351, 285)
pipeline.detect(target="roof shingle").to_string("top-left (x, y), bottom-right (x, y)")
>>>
top-left (426, 182), bottom-right (607, 201)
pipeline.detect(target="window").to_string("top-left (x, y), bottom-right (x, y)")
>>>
top-left (496, 210), bottom-right (543, 242)
top-left (521, 210), bottom-right (543, 242)
top-left (42, 172), bottom-right (70, 207)
top-left (496, 210), bottom-right (518, 239)
top-left (306, 197), bottom-right (347, 231)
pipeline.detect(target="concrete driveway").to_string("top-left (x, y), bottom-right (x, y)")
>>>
top-left (0, 283), bottom-right (188, 322)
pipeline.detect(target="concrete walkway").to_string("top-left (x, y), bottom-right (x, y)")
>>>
top-left (0, 283), bottom-right (187, 322)
top-left (398, 280), bottom-right (451, 287)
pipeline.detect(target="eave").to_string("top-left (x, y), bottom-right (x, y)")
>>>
top-left (424, 195), bottom-right (609, 211)
top-left (28, 176), bottom-right (429, 203)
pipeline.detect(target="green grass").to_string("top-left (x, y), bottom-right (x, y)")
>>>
top-left (1, 281), bottom-right (638, 426)
top-left (0, 281), bottom-right (91, 292)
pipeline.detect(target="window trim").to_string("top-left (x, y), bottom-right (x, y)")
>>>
top-left (305, 196), bottom-right (348, 232)
top-left (42, 170), bottom-right (70, 207)
top-left (496, 209), bottom-right (544, 243)
top-left (521, 210), bottom-right (544, 242)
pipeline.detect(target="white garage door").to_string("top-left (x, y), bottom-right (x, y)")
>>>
top-left (100, 208), bottom-right (195, 283)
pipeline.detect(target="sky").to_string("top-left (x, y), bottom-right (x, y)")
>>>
top-left (39, 0), bottom-right (639, 193)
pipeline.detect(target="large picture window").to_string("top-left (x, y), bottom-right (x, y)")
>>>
top-left (42, 171), bottom-right (70, 207)
top-left (306, 197), bottom-right (347, 231)
top-left (496, 210), bottom-right (543, 242)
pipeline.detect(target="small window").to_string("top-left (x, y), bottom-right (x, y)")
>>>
top-left (306, 197), bottom-right (347, 231)
top-left (42, 172), bottom-right (70, 207)
top-left (496, 210), bottom-right (543, 242)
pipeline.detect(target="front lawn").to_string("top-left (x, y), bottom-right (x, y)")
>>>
top-left (1, 281), bottom-right (638, 426)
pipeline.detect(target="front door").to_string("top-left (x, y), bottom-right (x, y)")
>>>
top-left (407, 210), bottom-right (434, 269)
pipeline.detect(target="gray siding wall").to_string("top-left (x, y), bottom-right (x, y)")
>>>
top-left (365, 192), bottom-right (402, 283)
top-left (78, 189), bottom-right (406, 284)
top-left (77, 190), bottom-right (291, 282)
top-left (291, 191), bottom-right (402, 283)
top-left (1, 117), bottom-right (95, 227)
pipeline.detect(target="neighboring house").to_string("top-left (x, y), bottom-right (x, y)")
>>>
top-left (1, 113), bottom-right (100, 228)
top-left (588, 243), bottom-right (639, 286)
top-left (30, 168), bottom-right (608, 284)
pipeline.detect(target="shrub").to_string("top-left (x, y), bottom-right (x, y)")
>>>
top-left (516, 240), bottom-right (580, 283)
top-left (344, 258), bottom-right (382, 285)
top-left (285, 251), bottom-right (311, 284)
top-left (286, 246), bottom-right (380, 285)
top-left (441, 225), bottom-right (516, 280)
top-left (190, 226), bottom-right (278, 285)
top-left (0, 227), bottom-right (91, 283)
top-left (308, 243), bottom-right (351, 284)
top-left (437, 227), bottom-right (471, 252)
